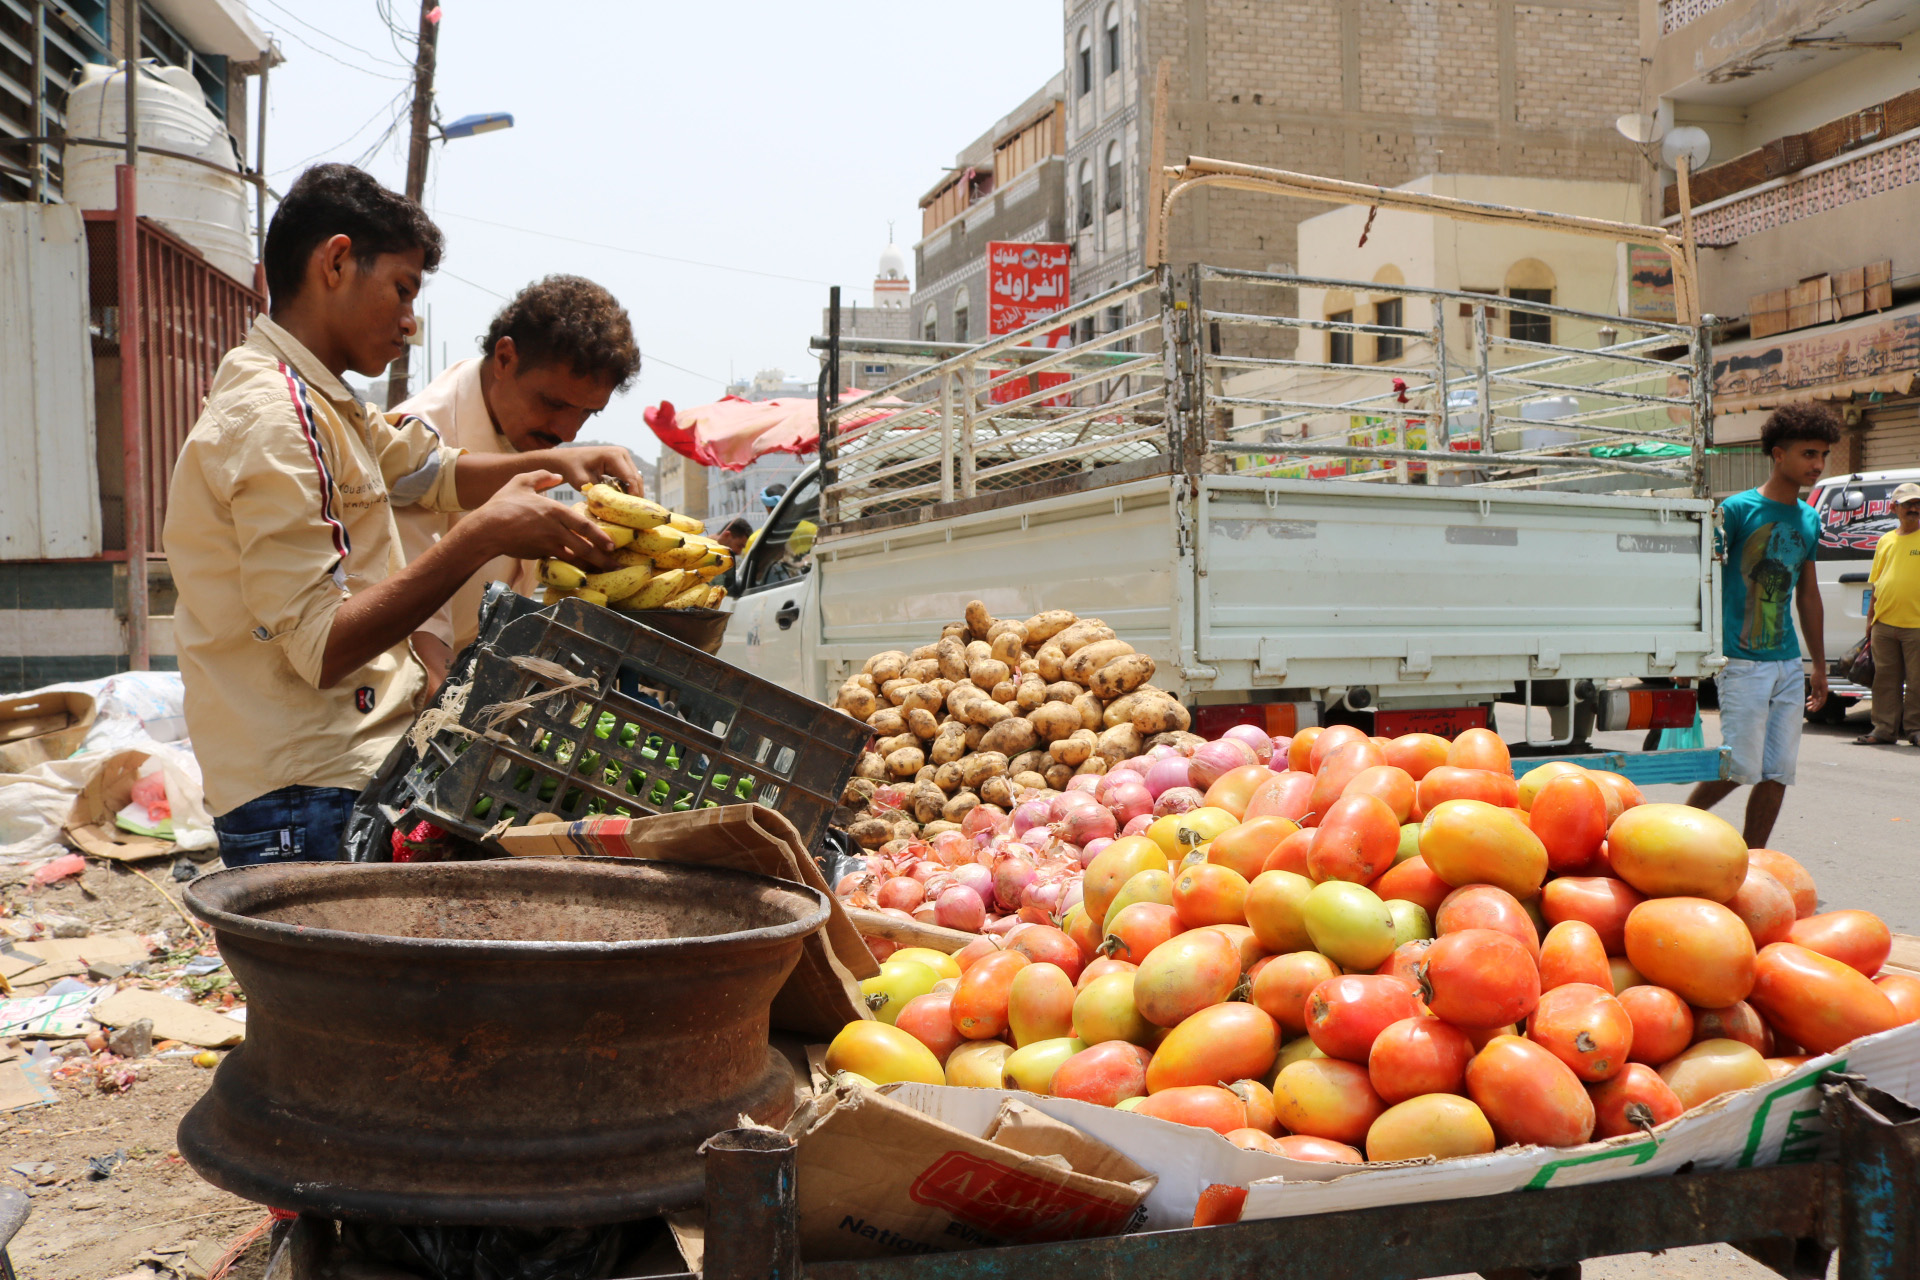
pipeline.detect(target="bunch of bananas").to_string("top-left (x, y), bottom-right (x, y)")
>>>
top-left (538, 484), bottom-right (732, 611)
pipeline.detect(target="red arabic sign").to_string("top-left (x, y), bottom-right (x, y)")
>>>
top-left (987, 241), bottom-right (1072, 405)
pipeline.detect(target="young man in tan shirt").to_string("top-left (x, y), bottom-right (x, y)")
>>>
top-left (165, 164), bottom-right (640, 866)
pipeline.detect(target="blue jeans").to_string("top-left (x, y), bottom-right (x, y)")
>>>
top-left (1717, 658), bottom-right (1805, 786)
top-left (213, 785), bottom-right (359, 868)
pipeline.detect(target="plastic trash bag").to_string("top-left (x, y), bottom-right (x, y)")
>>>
top-left (1657, 710), bottom-right (1705, 751)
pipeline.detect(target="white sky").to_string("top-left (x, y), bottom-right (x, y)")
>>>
top-left (248, 0), bottom-right (1064, 462)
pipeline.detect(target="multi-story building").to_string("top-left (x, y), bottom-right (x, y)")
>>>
top-left (1062, 0), bottom-right (1645, 347)
top-left (822, 240), bottom-right (917, 393)
top-left (912, 74), bottom-right (1068, 345)
top-left (1642, 0), bottom-right (1920, 471)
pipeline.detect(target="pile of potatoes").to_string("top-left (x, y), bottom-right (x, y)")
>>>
top-left (834, 600), bottom-right (1200, 850)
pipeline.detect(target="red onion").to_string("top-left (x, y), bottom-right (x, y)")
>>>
top-left (983, 914), bottom-right (1023, 937)
top-left (871, 784), bottom-right (908, 812)
top-left (1154, 786), bottom-right (1204, 818)
top-left (1145, 743), bottom-right (1182, 761)
top-left (1065, 773), bottom-right (1101, 796)
top-left (863, 934), bottom-right (898, 961)
top-left (1021, 878), bottom-right (1067, 918)
top-left (1059, 880), bottom-right (1085, 914)
top-left (1105, 780), bottom-right (1154, 826)
top-left (961, 804), bottom-right (1007, 839)
top-left (879, 907), bottom-right (915, 921)
top-left (1079, 836), bottom-right (1114, 866)
top-left (1121, 813), bottom-right (1155, 837)
top-left (950, 862), bottom-right (993, 901)
top-left (1055, 804), bottom-right (1117, 847)
top-left (1270, 735), bottom-right (1293, 767)
top-left (1143, 755), bottom-right (1195, 799)
top-left (877, 876), bottom-right (924, 911)
top-left (1221, 723), bottom-right (1274, 756)
top-left (930, 830), bottom-right (972, 867)
top-left (1093, 770), bottom-right (1137, 803)
top-left (1048, 790), bottom-right (1100, 822)
top-left (1188, 738), bottom-right (1259, 790)
top-left (935, 885), bottom-right (986, 932)
top-left (921, 871), bottom-right (956, 900)
top-left (993, 855), bottom-right (1038, 913)
top-left (907, 859), bottom-right (943, 883)
top-left (834, 873), bottom-right (870, 897)
top-left (912, 902), bottom-right (940, 924)
top-left (1017, 903), bottom-right (1055, 927)
top-left (1011, 799), bottom-right (1051, 838)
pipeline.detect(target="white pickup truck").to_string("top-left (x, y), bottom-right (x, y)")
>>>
top-left (1803, 466), bottom-right (1920, 721)
top-left (722, 165), bottom-right (1724, 779)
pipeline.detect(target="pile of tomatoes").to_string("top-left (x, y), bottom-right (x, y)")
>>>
top-left (826, 725), bottom-right (1919, 1165)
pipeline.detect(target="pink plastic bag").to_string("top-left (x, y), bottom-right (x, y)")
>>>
top-left (32, 853), bottom-right (86, 885)
top-left (131, 770), bottom-right (172, 821)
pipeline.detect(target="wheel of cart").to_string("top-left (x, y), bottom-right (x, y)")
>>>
top-left (692, 1074), bottom-right (1920, 1280)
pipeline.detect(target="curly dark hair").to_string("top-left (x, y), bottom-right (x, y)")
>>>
top-left (482, 275), bottom-right (640, 392)
top-left (1759, 402), bottom-right (1842, 456)
top-left (264, 163), bottom-right (443, 305)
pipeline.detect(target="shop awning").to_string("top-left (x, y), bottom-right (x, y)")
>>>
top-left (642, 390), bottom-right (905, 471)
top-left (1711, 301), bottom-right (1920, 415)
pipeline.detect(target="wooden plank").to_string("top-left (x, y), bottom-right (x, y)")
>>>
top-left (1834, 267), bottom-right (1867, 318)
top-left (1867, 259), bottom-right (1893, 312)
top-left (1886, 933), bottom-right (1920, 976)
top-left (846, 907), bottom-right (978, 955)
top-left (1750, 288), bottom-right (1790, 339)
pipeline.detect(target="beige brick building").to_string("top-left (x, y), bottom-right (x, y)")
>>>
top-left (1064, 0), bottom-right (1646, 344)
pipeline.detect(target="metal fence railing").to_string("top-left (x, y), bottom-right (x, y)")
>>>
top-left (1191, 265), bottom-right (1709, 497)
top-left (818, 272), bottom-right (1174, 524)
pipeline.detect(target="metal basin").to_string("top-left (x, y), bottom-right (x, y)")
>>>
top-left (178, 857), bottom-right (827, 1226)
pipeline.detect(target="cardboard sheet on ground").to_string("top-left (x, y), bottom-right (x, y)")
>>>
top-left (0, 987), bottom-right (107, 1038)
top-left (92, 987), bottom-right (244, 1048)
top-left (0, 689), bottom-right (94, 773)
top-left (497, 805), bottom-right (878, 1038)
top-left (885, 1019), bottom-right (1920, 1230)
top-left (0, 1060), bottom-right (55, 1111)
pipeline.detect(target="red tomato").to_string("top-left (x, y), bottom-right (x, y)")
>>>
top-left (1385, 733), bottom-right (1451, 781)
top-left (1875, 973), bottom-right (1920, 1025)
top-left (895, 993), bottom-right (963, 1062)
top-left (1374, 938), bottom-right (1433, 987)
top-left (1418, 766), bottom-right (1518, 812)
top-left (1726, 867), bottom-right (1797, 949)
top-left (1061, 905), bottom-right (1103, 969)
top-left (1225, 1128), bottom-right (1283, 1154)
top-left (1309, 725), bottom-right (1370, 773)
top-left (1748, 848), bottom-right (1818, 918)
top-left (1132, 929), bottom-right (1241, 1028)
top-left (1605, 804), bottom-right (1747, 902)
top-left (1247, 772), bottom-right (1317, 824)
top-left (1172, 862), bottom-right (1252, 930)
top-left (1422, 928), bottom-right (1541, 1029)
top-left (1343, 765), bottom-right (1417, 824)
top-left (1787, 911), bottom-right (1893, 977)
top-left (1538, 920), bottom-right (1612, 991)
top-left (1008, 925), bottom-right (1086, 983)
top-left (950, 950), bottom-right (1030, 1040)
top-left (1368, 1015), bottom-right (1475, 1104)
top-left (1749, 942), bottom-right (1902, 1055)
top-left (1541, 876), bottom-right (1646, 956)
top-left (1435, 884), bottom-right (1541, 960)
top-left (1006, 963), bottom-right (1077, 1047)
top-left (1616, 984), bottom-right (1694, 1065)
top-left (1134, 1084), bottom-right (1247, 1134)
top-left (1308, 793), bottom-right (1402, 884)
top-left (1244, 869), bottom-right (1314, 954)
top-left (1204, 765), bottom-right (1278, 820)
top-left (1623, 898), bottom-right (1756, 1009)
top-left (1145, 1002), bottom-right (1281, 1093)
top-left (1250, 951), bottom-right (1342, 1035)
top-left (1529, 773), bottom-right (1610, 873)
top-left (1208, 816), bottom-right (1300, 881)
top-left (1466, 1035), bottom-right (1597, 1148)
top-left (1229, 1078), bottom-right (1280, 1135)
top-left (1586, 771), bottom-right (1644, 817)
top-left (1528, 982), bottom-right (1634, 1082)
top-left (1446, 727), bottom-right (1512, 773)
top-left (1263, 828), bottom-right (1318, 878)
top-left (1051, 1041), bottom-right (1152, 1107)
top-left (1287, 727), bottom-right (1324, 774)
top-left (1075, 956), bottom-right (1136, 990)
top-left (1101, 902), bottom-right (1183, 965)
top-left (1370, 856), bottom-right (1452, 919)
top-left (1271, 1058), bottom-right (1386, 1145)
top-left (1306, 741), bottom-right (1389, 826)
top-left (1203, 923), bottom-right (1269, 973)
top-left (1691, 1001), bottom-right (1772, 1056)
top-left (1588, 1063), bottom-right (1684, 1138)
top-left (1083, 836), bottom-right (1171, 927)
top-left (1305, 974), bottom-right (1423, 1062)
top-left (1419, 799), bottom-right (1547, 898)
top-left (953, 934), bottom-right (1006, 973)
top-left (1274, 1134), bottom-right (1366, 1163)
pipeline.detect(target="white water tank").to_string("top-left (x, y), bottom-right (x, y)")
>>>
top-left (63, 60), bottom-right (254, 287)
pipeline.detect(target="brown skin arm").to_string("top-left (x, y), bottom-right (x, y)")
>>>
top-left (412, 630), bottom-right (453, 697)
top-left (1798, 559), bottom-right (1827, 711)
top-left (453, 443), bottom-right (642, 510)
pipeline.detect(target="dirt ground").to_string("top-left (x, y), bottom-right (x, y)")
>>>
top-left (2, 855), bottom-right (268, 1280)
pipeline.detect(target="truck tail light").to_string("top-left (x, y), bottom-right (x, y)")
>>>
top-left (1595, 688), bottom-right (1697, 732)
top-left (1192, 704), bottom-right (1307, 741)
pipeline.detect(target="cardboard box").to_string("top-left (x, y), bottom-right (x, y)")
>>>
top-left (0, 688), bottom-right (94, 773)
top-left (61, 749), bottom-right (175, 862)
top-left (789, 1082), bottom-right (1155, 1261)
top-left (495, 804), bottom-right (880, 1038)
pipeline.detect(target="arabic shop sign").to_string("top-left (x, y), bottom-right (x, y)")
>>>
top-left (1712, 303), bottom-right (1920, 412)
top-left (986, 241), bottom-right (1073, 406)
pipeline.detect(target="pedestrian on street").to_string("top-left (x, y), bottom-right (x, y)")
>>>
top-left (166, 164), bottom-right (641, 867)
top-left (1858, 481), bottom-right (1920, 746)
top-left (394, 275), bottom-right (643, 690)
top-left (1686, 403), bottom-right (1837, 846)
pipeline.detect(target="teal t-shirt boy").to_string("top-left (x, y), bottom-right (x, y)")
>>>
top-left (1720, 489), bottom-right (1821, 661)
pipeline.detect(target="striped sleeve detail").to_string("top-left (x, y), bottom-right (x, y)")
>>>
top-left (279, 363), bottom-right (351, 590)
top-left (388, 412), bottom-right (447, 506)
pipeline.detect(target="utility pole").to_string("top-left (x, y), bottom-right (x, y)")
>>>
top-left (385, 0), bottom-right (439, 409)
top-left (119, 0), bottom-right (148, 670)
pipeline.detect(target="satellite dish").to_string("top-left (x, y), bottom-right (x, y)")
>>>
top-left (1615, 113), bottom-right (1666, 144)
top-left (1662, 126), bottom-right (1712, 171)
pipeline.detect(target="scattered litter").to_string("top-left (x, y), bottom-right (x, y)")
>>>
top-left (43, 977), bottom-right (91, 996)
top-left (0, 1061), bottom-right (54, 1110)
top-left (93, 987), bottom-right (243, 1048)
top-left (178, 956), bottom-right (224, 977)
top-left (9, 1160), bottom-right (56, 1184)
top-left (0, 987), bottom-right (107, 1037)
top-left (107, 1017), bottom-right (154, 1059)
top-left (31, 853), bottom-right (87, 885)
top-left (41, 914), bottom-right (91, 938)
top-left (170, 858), bottom-right (198, 883)
top-left (88, 1148), bottom-right (129, 1179)
top-left (192, 1050), bottom-right (217, 1069)
top-left (95, 1061), bottom-right (138, 1093)
top-left (88, 960), bottom-right (142, 982)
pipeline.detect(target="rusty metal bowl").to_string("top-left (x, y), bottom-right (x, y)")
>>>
top-left (177, 857), bottom-right (827, 1226)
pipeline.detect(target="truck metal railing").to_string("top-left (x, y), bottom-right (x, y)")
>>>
top-left (819, 272), bottom-right (1172, 524)
top-left (1191, 264), bottom-right (1710, 497)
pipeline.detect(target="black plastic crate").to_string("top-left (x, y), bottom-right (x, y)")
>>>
top-left (349, 587), bottom-right (868, 859)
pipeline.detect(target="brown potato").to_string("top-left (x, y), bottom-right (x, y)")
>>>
top-left (1072, 692), bottom-right (1105, 730)
top-left (1075, 754), bottom-right (1109, 776)
top-left (1036, 643), bottom-right (1067, 682)
top-left (921, 820), bottom-right (962, 839)
top-left (1063, 639), bottom-right (1136, 686)
top-left (881, 678), bottom-right (918, 705)
top-left (901, 684), bottom-right (944, 715)
top-left (965, 599), bottom-right (994, 640)
top-left (1101, 689), bottom-right (1148, 729)
top-left (854, 751), bottom-right (888, 781)
top-left (914, 765), bottom-right (937, 785)
top-left (936, 636), bottom-right (968, 682)
top-left (868, 650), bottom-right (909, 682)
top-left (958, 752), bottom-right (1010, 788)
top-left (930, 725), bottom-right (968, 764)
top-left (990, 680), bottom-right (1018, 704)
top-left (1012, 770), bottom-right (1048, 791)
top-left (1044, 763), bottom-right (1074, 790)
top-left (963, 724), bottom-right (986, 750)
top-left (1130, 696), bottom-right (1187, 735)
top-left (1147, 730), bottom-right (1205, 753)
top-left (906, 707), bottom-right (940, 739)
top-left (945, 683), bottom-right (980, 717)
top-left (970, 699), bottom-right (1015, 727)
top-left (1024, 610), bottom-right (1077, 643)
top-left (1090, 653), bottom-right (1156, 700)
top-left (943, 792), bottom-right (980, 823)
top-left (941, 623), bottom-right (970, 642)
top-left (1049, 728), bottom-right (1097, 766)
top-left (903, 657), bottom-right (940, 683)
top-left (1014, 674), bottom-right (1046, 712)
top-left (867, 707), bottom-right (907, 737)
top-left (980, 775), bottom-right (1014, 808)
top-left (842, 777), bottom-right (878, 807)
top-left (911, 781), bottom-right (946, 825)
top-left (979, 716), bottom-right (1038, 757)
top-left (1018, 657), bottom-right (1040, 675)
top-left (969, 657), bottom-right (1012, 689)
top-left (848, 817), bottom-right (892, 849)
top-left (933, 761), bottom-right (966, 793)
top-left (874, 733), bottom-right (916, 758)
top-left (885, 746), bottom-right (926, 777)
top-left (1044, 680), bottom-right (1082, 704)
top-left (1027, 701), bottom-right (1083, 743)
top-left (838, 686), bottom-right (879, 721)
top-left (990, 631), bottom-right (1026, 667)
top-left (932, 678), bottom-right (957, 699)
top-left (1054, 619), bottom-right (1114, 656)
top-left (911, 643), bottom-right (939, 660)
top-left (1095, 723), bottom-right (1145, 764)
top-left (965, 639), bottom-right (993, 666)
top-left (849, 672), bottom-right (878, 694)
top-left (1009, 749), bottom-right (1050, 777)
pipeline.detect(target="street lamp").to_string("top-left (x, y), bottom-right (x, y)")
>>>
top-left (439, 112), bottom-right (514, 141)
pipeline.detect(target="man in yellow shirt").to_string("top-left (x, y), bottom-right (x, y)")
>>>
top-left (166, 164), bottom-right (640, 866)
top-left (395, 276), bottom-right (641, 689)
top-left (1861, 481), bottom-right (1920, 746)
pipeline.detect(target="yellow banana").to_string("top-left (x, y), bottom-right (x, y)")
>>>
top-left (575, 588), bottom-right (609, 606)
top-left (542, 586), bottom-right (577, 604)
top-left (627, 525), bottom-right (687, 557)
top-left (582, 566), bottom-right (654, 601)
top-left (585, 484), bottom-right (670, 530)
top-left (668, 512), bottom-right (704, 535)
top-left (607, 548), bottom-right (655, 572)
top-left (628, 569), bottom-right (689, 609)
top-left (539, 559), bottom-right (587, 590)
top-left (653, 542), bottom-right (713, 570)
top-left (596, 521), bottom-right (635, 549)
top-left (694, 558), bottom-right (730, 580)
top-left (663, 583), bottom-right (708, 609)
top-left (704, 585), bottom-right (727, 607)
